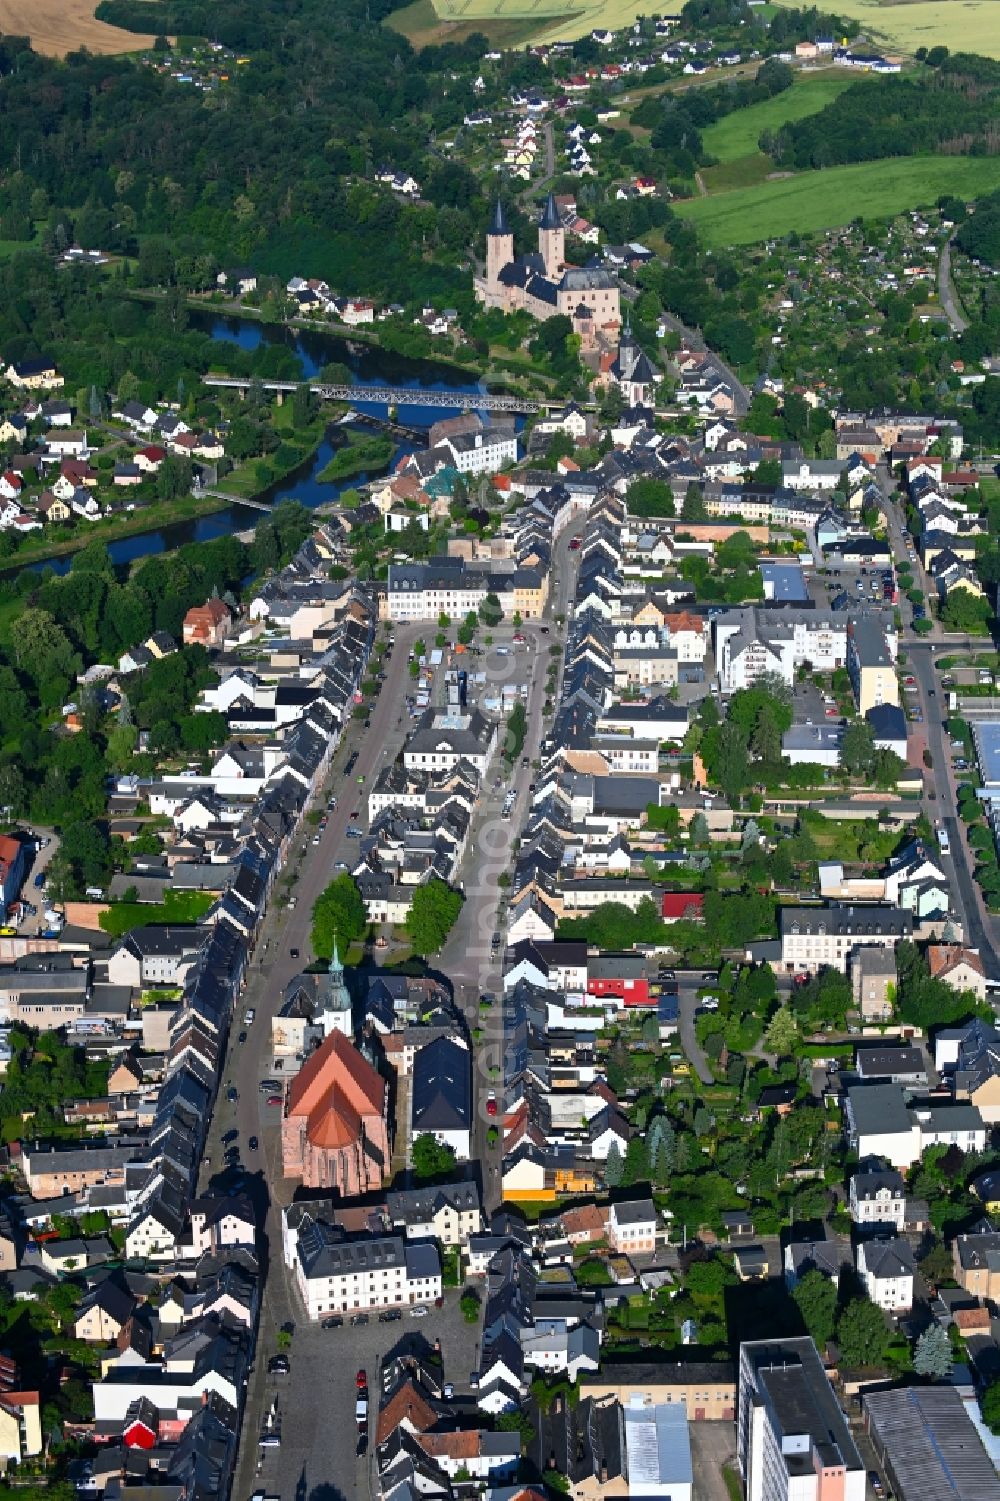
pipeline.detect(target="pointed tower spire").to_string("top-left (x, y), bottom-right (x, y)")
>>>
top-left (540, 191), bottom-right (561, 230)
top-left (489, 198), bottom-right (511, 237)
top-left (329, 934), bottom-right (342, 977)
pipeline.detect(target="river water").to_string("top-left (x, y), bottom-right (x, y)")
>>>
top-left (21, 315), bottom-right (491, 577)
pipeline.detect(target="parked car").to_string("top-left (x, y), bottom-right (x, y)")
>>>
top-left (356, 1369), bottom-right (367, 1389)
top-left (486, 1090), bottom-right (497, 1117)
top-left (226, 1086), bottom-right (238, 1103)
top-left (409, 1305), bottom-right (428, 1319)
top-left (267, 1094), bottom-right (283, 1107)
top-left (267, 1356), bottom-right (290, 1375)
top-left (321, 1315), bottom-right (343, 1329)
top-left (238, 1031), bottom-right (247, 1045)
top-left (350, 1313), bottom-right (369, 1327)
top-left (259, 1433), bottom-right (281, 1449)
top-left (378, 1309), bottom-right (401, 1323)
top-left (248, 1136), bottom-right (259, 1151)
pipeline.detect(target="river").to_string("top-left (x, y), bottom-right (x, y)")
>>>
top-left (19, 315), bottom-right (493, 577)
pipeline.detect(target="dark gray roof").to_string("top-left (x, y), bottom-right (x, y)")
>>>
top-left (412, 1036), bottom-right (471, 1133)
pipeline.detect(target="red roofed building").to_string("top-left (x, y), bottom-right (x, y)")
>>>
top-left (661, 892), bottom-right (704, 923)
top-left (281, 1030), bottom-right (390, 1193)
top-left (0, 836), bottom-right (25, 918)
top-left (182, 597), bottom-right (232, 648)
top-left (135, 445), bottom-right (166, 473)
top-left (588, 952), bottom-right (649, 1007)
top-left (122, 1396), bottom-right (159, 1450)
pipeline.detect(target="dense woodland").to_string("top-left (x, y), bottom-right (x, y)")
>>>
top-left (767, 52), bottom-right (1000, 168)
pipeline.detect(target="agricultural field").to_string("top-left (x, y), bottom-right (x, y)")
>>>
top-left (0, 0), bottom-right (159, 54)
top-left (772, 0), bottom-right (1000, 60)
top-left (675, 154), bottom-right (1000, 247)
top-left (700, 71), bottom-right (856, 163)
top-left (391, 0), bottom-right (647, 48)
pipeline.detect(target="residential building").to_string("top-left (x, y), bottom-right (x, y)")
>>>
top-left (385, 1183), bottom-right (482, 1245)
top-left (845, 1085), bottom-right (921, 1170)
top-left (856, 1236), bottom-right (914, 1313)
top-left (581, 1362), bottom-right (735, 1422)
top-left (847, 616), bottom-right (898, 714)
top-left (293, 1217), bottom-right (441, 1319)
top-left (779, 904), bottom-right (912, 975)
top-left (182, 598), bottom-right (233, 648)
top-left (851, 948), bottom-right (897, 1022)
top-left (953, 1228), bottom-right (1000, 1299)
top-left (849, 1164), bottom-right (905, 1229)
top-left (411, 1036), bottom-right (472, 1161)
top-left (607, 1199), bottom-right (657, 1256)
top-left (927, 944), bottom-right (987, 1001)
top-left (738, 1337), bottom-right (865, 1501)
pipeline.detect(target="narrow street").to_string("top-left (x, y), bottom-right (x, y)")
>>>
top-left (938, 234), bottom-right (968, 334)
top-left (879, 464), bottom-right (1000, 975)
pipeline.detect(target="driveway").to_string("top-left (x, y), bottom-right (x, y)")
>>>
top-left (678, 977), bottom-right (714, 1085)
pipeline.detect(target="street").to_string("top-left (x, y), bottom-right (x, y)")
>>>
top-left (879, 461), bottom-right (1000, 974)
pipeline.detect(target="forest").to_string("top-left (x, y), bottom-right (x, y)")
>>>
top-left (766, 52), bottom-right (1000, 169)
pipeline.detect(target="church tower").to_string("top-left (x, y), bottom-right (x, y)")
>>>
top-left (319, 937), bottom-right (352, 1040)
top-left (486, 199), bottom-right (514, 293)
top-left (539, 192), bottom-right (564, 281)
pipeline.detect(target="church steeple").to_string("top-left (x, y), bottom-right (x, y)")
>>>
top-left (319, 935), bottom-right (352, 1039)
top-left (540, 192), bottom-right (561, 230)
top-left (489, 198), bottom-right (511, 236)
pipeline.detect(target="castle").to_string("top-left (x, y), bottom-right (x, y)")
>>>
top-left (474, 195), bottom-right (621, 349)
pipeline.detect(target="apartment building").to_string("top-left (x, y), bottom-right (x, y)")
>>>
top-left (847, 616), bottom-right (899, 715)
top-left (738, 1337), bottom-right (865, 1501)
top-left (293, 1218), bottom-right (442, 1320)
top-left (779, 904), bottom-right (912, 974)
top-left (386, 558), bottom-right (547, 620)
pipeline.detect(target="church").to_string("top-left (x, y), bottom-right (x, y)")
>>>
top-left (475, 195), bottom-right (621, 348)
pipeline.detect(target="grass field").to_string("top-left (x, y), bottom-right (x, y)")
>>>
top-left (701, 71), bottom-right (856, 163)
top-left (772, 0), bottom-right (1000, 59)
top-left (0, 0), bottom-right (160, 54)
top-left (387, 0), bottom-right (552, 47)
top-left (391, 0), bottom-right (649, 46)
top-left (675, 155), bottom-right (1000, 247)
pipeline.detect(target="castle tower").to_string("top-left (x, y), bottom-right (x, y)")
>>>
top-left (486, 198), bottom-right (514, 292)
top-left (539, 192), bottom-right (564, 281)
top-left (319, 936), bottom-right (352, 1040)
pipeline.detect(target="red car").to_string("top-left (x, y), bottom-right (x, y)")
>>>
top-left (569, 538), bottom-right (581, 550)
top-left (356, 1369), bottom-right (367, 1390)
top-left (267, 1094), bottom-right (283, 1107)
top-left (486, 1090), bottom-right (497, 1118)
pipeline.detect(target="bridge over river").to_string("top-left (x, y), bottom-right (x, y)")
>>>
top-left (203, 375), bottom-right (540, 414)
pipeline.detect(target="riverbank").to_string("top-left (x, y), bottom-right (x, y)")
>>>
top-left (317, 432), bottom-right (395, 484)
top-left (223, 414), bottom-right (330, 501)
top-left (0, 491), bottom-right (231, 573)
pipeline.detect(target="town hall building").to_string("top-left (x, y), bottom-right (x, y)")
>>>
top-left (475, 196), bottom-right (621, 347)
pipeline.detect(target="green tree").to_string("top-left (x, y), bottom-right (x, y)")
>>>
top-left (913, 1323), bottom-right (952, 1379)
top-left (604, 1138), bottom-right (624, 1186)
top-left (763, 1006), bottom-right (798, 1057)
top-left (983, 1377), bottom-right (1000, 1434)
top-left (412, 1133), bottom-right (457, 1181)
top-left (460, 1288), bottom-right (481, 1323)
top-left (682, 482), bottom-right (708, 521)
top-left (792, 1268), bottom-right (837, 1346)
top-left (406, 878), bottom-right (463, 955)
top-left (841, 720), bottom-right (876, 777)
top-left (836, 1297), bottom-right (890, 1368)
top-left (311, 872), bottom-right (367, 956)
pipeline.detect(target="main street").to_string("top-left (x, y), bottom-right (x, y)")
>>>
top-left (879, 463), bottom-right (1000, 975)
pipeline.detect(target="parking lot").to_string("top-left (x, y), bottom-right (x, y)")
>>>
top-left (253, 1287), bottom-right (483, 1501)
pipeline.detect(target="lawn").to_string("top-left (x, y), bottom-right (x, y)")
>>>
top-left (98, 889), bottom-right (215, 938)
top-left (675, 155), bottom-right (1000, 247)
top-left (701, 71), bottom-right (855, 164)
top-left (771, 0), bottom-right (1000, 59)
